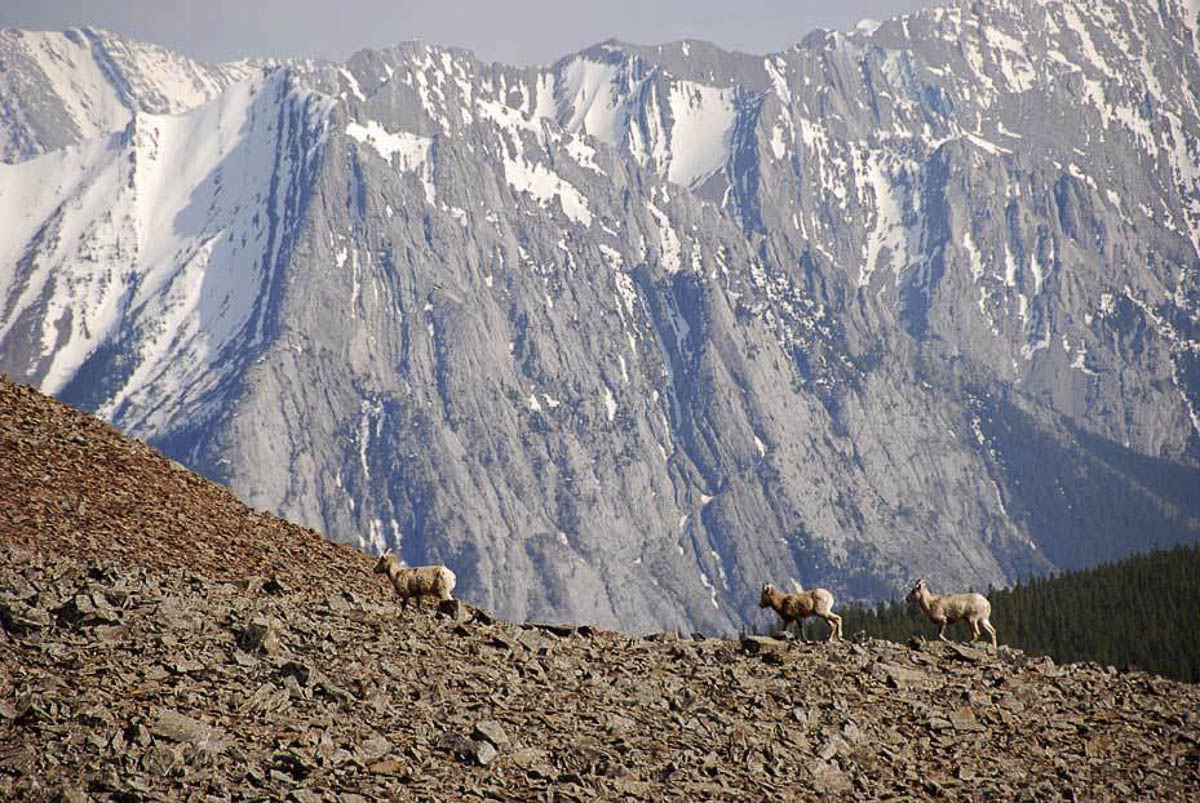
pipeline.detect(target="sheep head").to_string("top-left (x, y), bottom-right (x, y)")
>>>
top-left (759, 583), bottom-right (776, 608)
top-left (373, 552), bottom-right (393, 575)
top-left (906, 578), bottom-right (928, 604)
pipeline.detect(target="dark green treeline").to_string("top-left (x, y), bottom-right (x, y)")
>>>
top-left (839, 543), bottom-right (1200, 683)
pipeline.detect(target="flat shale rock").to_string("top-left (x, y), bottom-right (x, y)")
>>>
top-left (872, 661), bottom-right (929, 689)
top-left (238, 616), bottom-right (284, 654)
top-left (54, 592), bottom-right (120, 627)
top-left (359, 736), bottom-right (392, 763)
top-left (148, 706), bottom-right (226, 748)
top-left (0, 600), bottom-right (51, 634)
top-left (472, 720), bottom-right (510, 750)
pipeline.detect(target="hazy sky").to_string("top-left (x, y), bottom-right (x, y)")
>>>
top-left (1, 0), bottom-right (936, 66)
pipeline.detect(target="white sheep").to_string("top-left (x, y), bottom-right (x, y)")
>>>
top-left (906, 578), bottom-right (997, 649)
top-left (373, 552), bottom-right (456, 611)
top-left (759, 581), bottom-right (843, 641)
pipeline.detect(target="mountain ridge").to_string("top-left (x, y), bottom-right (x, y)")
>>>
top-left (1, 0), bottom-right (1200, 633)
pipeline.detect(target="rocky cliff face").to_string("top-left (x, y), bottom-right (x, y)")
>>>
top-left (2, 0), bottom-right (1200, 633)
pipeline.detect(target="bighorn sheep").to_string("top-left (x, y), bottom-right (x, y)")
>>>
top-left (373, 552), bottom-right (456, 610)
top-left (906, 578), bottom-right (997, 649)
top-left (759, 582), bottom-right (843, 641)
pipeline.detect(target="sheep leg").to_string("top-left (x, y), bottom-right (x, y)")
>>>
top-left (982, 619), bottom-right (998, 649)
top-left (970, 620), bottom-right (981, 642)
top-left (937, 621), bottom-right (949, 642)
top-left (823, 612), bottom-right (843, 641)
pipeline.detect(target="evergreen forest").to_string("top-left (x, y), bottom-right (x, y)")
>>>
top-left (837, 543), bottom-right (1200, 683)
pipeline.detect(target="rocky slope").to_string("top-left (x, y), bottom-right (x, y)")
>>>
top-left (3, 376), bottom-right (1199, 800)
top-left (2, 0), bottom-right (1200, 633)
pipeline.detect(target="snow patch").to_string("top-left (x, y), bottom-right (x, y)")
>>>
top-left (860, 152), bottom-right (914, 287)
top-left (558, 58), bottom-right (625, 146)
top-left (345, 119), bottom-right (434, 202)
top-left (338, 67), bottom-right (366, 101)
top-left (854, 18), bottom-right (882, 35)
top-left (502, 154), bottom-right (593, 226)
top-left (565, 136), bottom-right (605, 174)
top-left (345, 120), bottom-right (431, 170)
top-left (664, 81), bottom-right (737, 188)
top-left (645, 201), bottom-right (682, 274)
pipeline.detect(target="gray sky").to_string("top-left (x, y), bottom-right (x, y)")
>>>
top-left (0, 0), bottom-right (935, 66)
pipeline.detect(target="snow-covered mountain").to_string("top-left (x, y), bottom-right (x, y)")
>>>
top-left (0, 27), bottom-right (263, 161)
top-left (3, 0), bottom-right (1200, 633)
